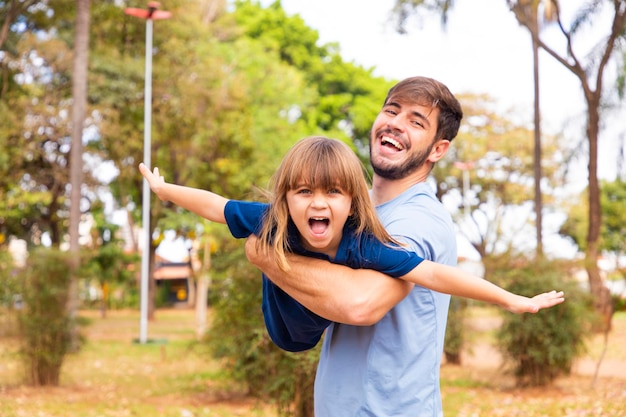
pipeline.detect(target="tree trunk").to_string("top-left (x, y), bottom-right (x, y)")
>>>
top-left (148, 241), bottom-right (157, 320)
top-left (531, 26), bottom-right (543, 258)
top-left (195, 237), bottom-right (211, 340)
top-left (68, 0), bottom-right (90, 348)
top-left (585, 98), bottom-right (613, 332)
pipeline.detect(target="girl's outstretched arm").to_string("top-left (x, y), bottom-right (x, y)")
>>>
top-left (404, 261), bottom-right (565, 314)
top-left (139, 163), bottom-right (228, 224)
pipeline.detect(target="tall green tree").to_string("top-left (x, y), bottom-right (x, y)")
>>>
top-left (0, 0), bottom-right (101, 248)
top-left (233, 0), bottom-right (394, 154)
top-left (93, 0), bottom-right (319, 318)
top-left (509, 0), bottom-right (559, 258)
top-left (509, 0), bottom-right (626, 330)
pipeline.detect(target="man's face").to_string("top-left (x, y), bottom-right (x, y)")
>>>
top-left (369, 100), bottom-right (440, 180)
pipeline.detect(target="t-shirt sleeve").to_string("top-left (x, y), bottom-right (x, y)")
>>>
top-left (356, 235), bottom-right (425, 278)
top-left (224, 200), bottom-right (268, 238)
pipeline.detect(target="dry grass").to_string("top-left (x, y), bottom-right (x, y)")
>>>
top-left (0, 308), bottom-right (625, 416)
top-left (442, 307), bottom-right (626, 416)
top-left (0, 308), bottom-right (276, 417)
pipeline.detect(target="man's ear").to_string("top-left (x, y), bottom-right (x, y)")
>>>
top-left (428, 139), bottom-right (451, 163)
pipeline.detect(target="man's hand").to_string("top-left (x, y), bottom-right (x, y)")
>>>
top-left (244, 235), bottom-right (413, 325)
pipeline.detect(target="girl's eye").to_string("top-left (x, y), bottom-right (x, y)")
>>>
top-left (329, 188), bottom-right (342, 194)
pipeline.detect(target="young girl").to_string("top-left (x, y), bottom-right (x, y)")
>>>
top-left (139, 136), bottom-right (564, 351)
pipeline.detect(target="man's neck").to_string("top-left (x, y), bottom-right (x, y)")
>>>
top-left (371, 171), bottom-right (429, 206)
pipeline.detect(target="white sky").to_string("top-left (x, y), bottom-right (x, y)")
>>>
top-left (273, 0), bottom-right (580, 129)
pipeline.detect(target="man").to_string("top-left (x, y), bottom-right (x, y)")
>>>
top-left (246, 76), bottom-right (463, 417)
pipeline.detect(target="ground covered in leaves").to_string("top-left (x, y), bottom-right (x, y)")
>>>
top-left (0, 308), bottom-right (624, 417)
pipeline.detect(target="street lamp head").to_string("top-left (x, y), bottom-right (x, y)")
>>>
top-left (147, 2), bottom-right (160, 15)
top-left (124, 2), bottom-right (172, 20)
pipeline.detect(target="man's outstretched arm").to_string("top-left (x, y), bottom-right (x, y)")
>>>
top-left (245, 236), bottom-right (413, 325)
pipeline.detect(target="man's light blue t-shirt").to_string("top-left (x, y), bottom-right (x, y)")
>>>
top-left (314, 182), bottom-right (457, 417)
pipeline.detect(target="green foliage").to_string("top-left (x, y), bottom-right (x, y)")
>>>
top-left (444, 297), bottom-right (467, 364)
top-left (77, 203), bottom-right (140, 311)
top-left (17, 248), bottom-right (78, 386)
top-left (80, 244), bottom-right (139, 307)
top-left (0, 248), bottom-right (20, 337)
top-left (598, 180), bottom-right (626, 253)
top-left (233, 0), bottom-right (393, 152)
top-left (0, 1), bottom-right (103, 246)
top-left (205, 230), bottom-right (317, 417)
top-left (614, 294), bottom-right (626, 312)
top-left (0, 248), bottom-right (18, 306)
top-left (560, 179), bottom-right (626, 254)
top-left (495, 258), bottom-right (593, 387)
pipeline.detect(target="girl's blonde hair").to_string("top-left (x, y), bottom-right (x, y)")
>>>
top-left (257, 136), bottom-right (397, 271)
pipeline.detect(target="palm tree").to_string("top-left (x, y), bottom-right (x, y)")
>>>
top-left (508, 0), bottom-right (559, 259)
top-left (509, 0), bottom-right (626, 331)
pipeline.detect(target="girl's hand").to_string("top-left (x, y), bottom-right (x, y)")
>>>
top-left (508, 290), bottom-right (565, 314)
top-left (139, 163), bottom-right (169, 201)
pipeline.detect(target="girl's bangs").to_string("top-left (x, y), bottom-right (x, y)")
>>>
top-left (286, 149), bottom-right (357, 194)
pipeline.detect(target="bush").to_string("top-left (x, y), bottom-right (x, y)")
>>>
top-left (613, 294), bottom-right (626, 313)
top-left (495, 258), bottom-right (593, 387)
top-left (444, 296), bottom-right (468, 364)
top-left (0, 248), bottom-right (21, 337)
top-left (17, 248), bottom-right (76, 386)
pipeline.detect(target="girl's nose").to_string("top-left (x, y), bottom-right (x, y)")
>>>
top-left (311, 191), bottom-right (329, 208)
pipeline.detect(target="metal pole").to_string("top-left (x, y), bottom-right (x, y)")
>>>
top-left (139, 17), bottom-right (154, 344)
top-left (125, 2), bottom-right (170, 344)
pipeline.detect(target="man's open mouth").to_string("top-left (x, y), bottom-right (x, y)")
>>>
top-left (381, 135), bottom-right (405, 151)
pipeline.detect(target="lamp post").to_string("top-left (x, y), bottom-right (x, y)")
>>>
top-left (125, 2), bottom-right (171, 344)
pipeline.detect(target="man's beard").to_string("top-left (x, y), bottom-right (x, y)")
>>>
top-left (370, 142), bottom-right (433, 180)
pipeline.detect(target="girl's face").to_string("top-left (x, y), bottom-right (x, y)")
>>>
top-left (286, 183), bottom-right (353, 259)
